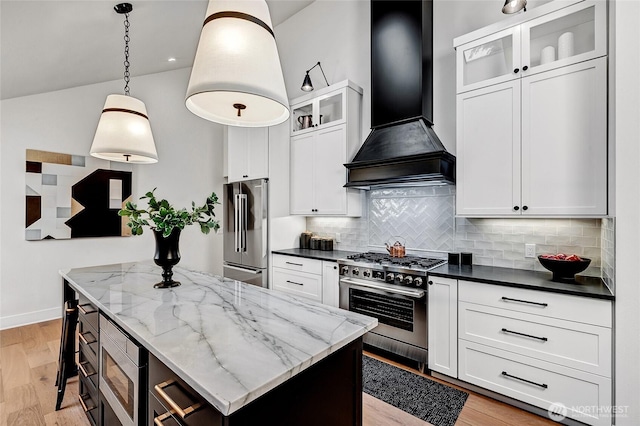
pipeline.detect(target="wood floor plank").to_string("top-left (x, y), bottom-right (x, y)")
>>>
top-left (463, 394), bottom-right (557, 425)
top-left (38, 320), bottom-right (63, 343)
top-left (0, 327), bottom-right (23, 348)
top-left (363, 393), bottom-right (431, 426)
top-left (20, 323), bottom-right (47, 352)
top-left (6, 403), bottom-right (46, 426)
top-left (43, 402), bottom-right (88, 426)
top-left (0, 344), bottom-right (31, 390)
top-left (0, 367), bottom-right (4, 403)
top-left (4, 383), bottom-right (40, 413)
top-left (30, 362), bottom-right (60, 416)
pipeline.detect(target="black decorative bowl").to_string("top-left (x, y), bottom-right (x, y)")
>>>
top-left (538, 255), bottom-right (591, 282)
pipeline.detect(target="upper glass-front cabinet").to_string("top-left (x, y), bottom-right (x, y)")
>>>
top-left (455, 0), bottom-right (606, 94)
top-left (290, 81), bottom-right (358, 136)
top-left (521, 1), bottom-right (606, 75)
top-left (457, 27), bottom-right (521, 93)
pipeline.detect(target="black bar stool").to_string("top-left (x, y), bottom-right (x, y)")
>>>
top-left (55, 298), bottom-right (78, 410)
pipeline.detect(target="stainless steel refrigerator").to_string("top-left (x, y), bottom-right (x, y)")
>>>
top-left (223, 179), bottom-right (268, 287)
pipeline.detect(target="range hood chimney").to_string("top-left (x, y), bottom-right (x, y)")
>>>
top-left (345, 0), bottom-right (455, 189)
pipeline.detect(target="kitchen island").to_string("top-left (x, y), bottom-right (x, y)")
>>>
top-left (61, 262), bottom-right (377, 425)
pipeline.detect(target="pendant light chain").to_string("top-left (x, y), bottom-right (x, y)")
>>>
top-left (123, 11), bottom-right (131, 96)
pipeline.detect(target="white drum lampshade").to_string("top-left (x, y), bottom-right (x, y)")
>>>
top-left (185, 0), bottom-right (290, 127)
top-left (90, 94), bottom-right (158, 164)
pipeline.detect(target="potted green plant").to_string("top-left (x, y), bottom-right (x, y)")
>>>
top-left (118, 188), bottom-right (220, 288)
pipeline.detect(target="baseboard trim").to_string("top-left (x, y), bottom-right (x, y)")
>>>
top-left (0, 307), bottom-right (61, 330)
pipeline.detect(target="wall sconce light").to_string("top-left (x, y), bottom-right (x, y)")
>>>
top-left (90, 3), bottom-right (158, 164)
top-left (301, 61), bottom-right (329, 92)
top-left (185, 0), bottom-right (290, 127)
top-left (502, 0), bottom-right (527, 14)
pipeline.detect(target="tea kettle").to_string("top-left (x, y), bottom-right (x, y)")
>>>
top-left (297, 115), bottom-right (313, 129)
top-left (385, 237), bottom-right (406, 258)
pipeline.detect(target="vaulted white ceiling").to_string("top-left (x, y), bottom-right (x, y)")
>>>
top-left (0, 0), bottom-right (313, 100)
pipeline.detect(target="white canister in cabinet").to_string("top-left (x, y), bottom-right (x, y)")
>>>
top-left (558, 31), bottom-right (575, 59)
top-left (540, 45), bottom-right (556, 65)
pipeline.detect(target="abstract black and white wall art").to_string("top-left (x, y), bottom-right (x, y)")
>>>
top-left (25, 149), bottom-right (133, 240)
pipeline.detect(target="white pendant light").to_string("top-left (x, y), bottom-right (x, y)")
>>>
top-left (185, 0), bottom-right (290, 127)
top-left (90, 3), bottom-right (158, 164)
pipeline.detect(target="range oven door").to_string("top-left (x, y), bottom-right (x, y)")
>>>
top-left (339, 277), bottom-right (427, 350)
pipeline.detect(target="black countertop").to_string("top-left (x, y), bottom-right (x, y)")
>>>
top-left (429, 264), bottom-right (614, 300)
top-left (272, 248), bottom-right (359, 262)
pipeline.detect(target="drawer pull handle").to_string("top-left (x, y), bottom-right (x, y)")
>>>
top-left (78, 304), bottom-right (97, 315)
top-left (78, 331), bottom-right (96, 345)
top-left (286, 280), bottom-right (304, 286)
top-left (501, 328), bottom-right (548, 342)
top-left (154, 380), bottom-right (203, 419)
top-left (501, 371), bottom-right (548, 389)
top-left (285, 261), bottom-right (304, 266)
top-left (500, 297), bottom-right (548, 307)
top-left (154, 410), bottom-right (177, 426)
top-left (78, 361), bottom-right (97, 378)
top-left (78, 393), bottom-right (97, 412)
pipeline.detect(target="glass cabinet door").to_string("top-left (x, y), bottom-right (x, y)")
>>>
top-left (291, 101), bottom-right (314, 134)
top-left (456, 26), bottom-right (521, 94)
top-left (521, 0), bottom-right (606, 75)
top-left (290, 88), bottom-right (347, 135)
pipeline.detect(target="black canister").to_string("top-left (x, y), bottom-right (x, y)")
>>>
top-left (461, 252), bottom-right (473, 266)
top-left (300, 232), bottom-right (312, 249)
top-left (320, 238), bottom-right (334, 251)
top-left (447, 252), bottom-right (460, 266)
top-left (310, 236), bottom-right (321, 250)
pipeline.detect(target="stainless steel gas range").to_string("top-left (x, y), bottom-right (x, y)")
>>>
top-left (338, 252), bottom-right (446, 369)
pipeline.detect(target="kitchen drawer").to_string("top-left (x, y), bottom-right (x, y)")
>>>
top-left (149, 353), bottom-right (223, 426)
top-left (78, 379), bottom-right (99, 426)
top-left (78, 294), bottom-right (99, 332)
top-left (459, 340), bottom-right (611, 426)
top-left (458, 280), bottom-right (612, 327)
top-left (78, 349), bottom-right (99, 391)
top-left (272, 254), bottom-right (322, 275)
top-left (459, 301), bottom-right (611, 377)
top-left (78, 316), bottom-right (99, 363)
top-left (272, 268), bottom-right (323, 302)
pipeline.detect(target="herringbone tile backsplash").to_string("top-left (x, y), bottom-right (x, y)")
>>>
top-left (306, 186), bottom-right (610, 281)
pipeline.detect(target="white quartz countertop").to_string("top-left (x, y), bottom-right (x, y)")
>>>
top-left (60, 262), bottom-right (377, 416)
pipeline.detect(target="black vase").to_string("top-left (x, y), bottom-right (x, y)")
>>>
top-left (153, 228), bottom-right (181, 289)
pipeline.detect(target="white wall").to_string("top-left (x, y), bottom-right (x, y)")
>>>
top-left (0, 68), bottom-right (225, 329)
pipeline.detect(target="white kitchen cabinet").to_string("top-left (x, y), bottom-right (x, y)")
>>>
top-left (455, 0), bottom-right (607, 217)
top-left (457, 58), bottom-right (607, 216)
top-left (289, 80), bottom-right (363, 217)
top-left (272, 254), bottom-right (338, 306)
top-left (456, 0), bottom-right (606, 94)
top-left (457, 280), bottom-right (612, 426)
top-left (322, 261), bottom-right (339, 308)
top-left (427, 276), bottom-right (458, 377)
top-left (225, 126), bottom-right (269, 183)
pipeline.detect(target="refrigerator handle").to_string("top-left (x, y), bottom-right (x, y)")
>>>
top-left (234, 194), bottom-right (241, 253)
top-left (240, 194), bottom-right (248, 252)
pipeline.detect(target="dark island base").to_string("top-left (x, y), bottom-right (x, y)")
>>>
top-left (149, 338), bottom-right (364, 426)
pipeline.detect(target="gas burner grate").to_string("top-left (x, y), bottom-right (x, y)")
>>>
top-left (346, 252), bottom-right (445, 270)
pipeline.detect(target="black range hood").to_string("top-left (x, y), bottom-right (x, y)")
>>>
top-left (345, 0), bottom-right (455, 189)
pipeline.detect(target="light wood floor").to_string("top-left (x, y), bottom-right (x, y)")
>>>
top-left (0, 319), bottom-right (557, 426)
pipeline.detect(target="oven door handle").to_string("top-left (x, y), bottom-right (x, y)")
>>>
top-left (340, 278), bottom-right (425, 299)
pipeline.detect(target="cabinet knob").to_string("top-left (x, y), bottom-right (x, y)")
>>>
top-left (522, 205), bottom-right (529, 211)
top-left (428, 280), bottom-right (433, 285)
top-left (522, 65), bottom-right (529, 71)
top-left (243, 175), bottom-right (248, 178)
top-left (334, 266), bottom-right (337, 270)
top-left (513, 206), bottom-right (520, 211)
top-left (514, 68), bottom-right (520, 74)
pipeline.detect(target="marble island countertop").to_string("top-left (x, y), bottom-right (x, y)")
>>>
top-left (60, 262), bottom-right (377, 416)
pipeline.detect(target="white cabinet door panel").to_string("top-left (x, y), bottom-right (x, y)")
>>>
top-left (272, 268), bottom-right (322, 302)
top-left (428, 276), bottom-right (458, 377)
top-left (322, 261), bottom-right (339, 308)
top-left (456, 81), bottom-right (521, 216)
top-left (313, 125), bottom-right (347, 215)
top-left (290, 133), bottom-right (315, 215)
top-left (521, 57), bottom-right (607, 216)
